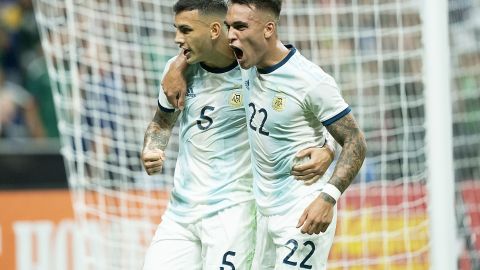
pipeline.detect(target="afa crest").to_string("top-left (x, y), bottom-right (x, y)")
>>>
top-left (272, 96), bottom-right (286, 111)
top-left (229, 92), bottom-right (243, 108)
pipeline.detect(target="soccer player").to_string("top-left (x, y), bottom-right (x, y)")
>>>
top-left (141, 1), bottom-right (336, 269)
top-left (223, 0), bottom-right (368, 269)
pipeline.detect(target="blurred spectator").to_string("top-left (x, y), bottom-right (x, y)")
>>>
top-left (0, 0), bottom-right (23, 83)
top-left (0, 67), bottom-right (45, 138)
top-left (18, 0), bottom-right (38, 59)
top-left (24, 45), bottom-right (59, 137)
top-left (0, 0), bottom-right (58, 140)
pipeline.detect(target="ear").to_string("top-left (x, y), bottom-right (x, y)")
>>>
top-left (210, 22), bottom-right (222, 40)
top-left (264, 21), bottom-right (275, 38)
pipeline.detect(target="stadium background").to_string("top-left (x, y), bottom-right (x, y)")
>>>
top-left (0, 0), bottom-right (478, 269)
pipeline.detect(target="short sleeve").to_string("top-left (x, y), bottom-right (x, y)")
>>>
top-left (305, 77), bottom-right (351, 126)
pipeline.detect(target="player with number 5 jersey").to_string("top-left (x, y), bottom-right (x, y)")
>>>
top-left (141, 1), bottom-right (337, 269)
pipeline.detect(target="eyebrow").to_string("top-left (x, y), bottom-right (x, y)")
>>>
top-left (174, 24), bottom-right (193, 30)
top-left (224, 21), bottom-right (248, 28)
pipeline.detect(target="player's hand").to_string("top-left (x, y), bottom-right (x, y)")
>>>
top-left (162, 53), bottom-right (188, 110)
top-left (291, 146), bottom-right (334, 185)
top-left (141, 148), bottom-right (166, 175)
top-left (296, 194), bottom-right (335, 234)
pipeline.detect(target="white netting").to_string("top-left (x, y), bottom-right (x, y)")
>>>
top-left (33, 1), bottom-right (177, 269)
top-left (32, 0), bottom-right (480, 269)
top-left (281, 1), bottom-right (429, 269)
top-left (450, 0), bottom-right (480, 269)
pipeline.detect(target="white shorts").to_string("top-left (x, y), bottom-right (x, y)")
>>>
top-left (252, 192), bottom-right (337, 270)
top-left (142, 200), bottom-right (256, 270)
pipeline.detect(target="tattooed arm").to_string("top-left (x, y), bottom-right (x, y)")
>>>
top-left (297, 112), bottom-right (366, 234)
top-left (324, 113), bottom-right (367, 197)
top-left (141, 108), bottom-right (181, 175)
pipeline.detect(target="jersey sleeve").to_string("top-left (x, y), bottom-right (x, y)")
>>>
top-left (157, 56), bottom-right (179, 113)
top-left (305, 77), bottom-right (351, 126)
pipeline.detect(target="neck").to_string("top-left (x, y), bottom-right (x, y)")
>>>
top-left (202, 36), bottom-right (236, 69)
top-left (257, 40), bottom-right (290, 69)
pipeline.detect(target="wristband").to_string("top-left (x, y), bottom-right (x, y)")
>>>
top-left (321, 183), bottom-right (342, 202)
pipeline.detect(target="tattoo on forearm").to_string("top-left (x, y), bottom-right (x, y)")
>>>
top-left (143, 109), bottom-right (180, 151)
top-left (321, 192), bottom-right (337, 204)
top-left (327, 114), bottom-right (367, 193)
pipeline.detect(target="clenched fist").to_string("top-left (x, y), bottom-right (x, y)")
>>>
top-left (142, 149), bottom-right (166, 175)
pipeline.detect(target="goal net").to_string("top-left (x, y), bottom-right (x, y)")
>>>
top-left (450, 0), bottom-right (480, 269)
top-left (32, 0), bottom-right (480, 269)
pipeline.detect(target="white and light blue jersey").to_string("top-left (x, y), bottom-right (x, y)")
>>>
top-left (158, 57), bottom-right (253, 224)
top-left (241, 45), bottom-right (350, 216)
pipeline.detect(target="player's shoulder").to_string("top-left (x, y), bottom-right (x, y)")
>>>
top-left (289, 52), bottom-right (337, 87)
top-left (281, 55), bottom-right (340, 100)
top-left (289, 51), bottom-right (324, 76)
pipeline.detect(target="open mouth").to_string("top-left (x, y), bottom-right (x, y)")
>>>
top-left (183, 49), bottom-right (191, 57)
top-left (230, 45), bottom-right (244, 60)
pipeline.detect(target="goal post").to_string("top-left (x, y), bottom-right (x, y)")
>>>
top-left (423, 0), bottom-right (457, 269)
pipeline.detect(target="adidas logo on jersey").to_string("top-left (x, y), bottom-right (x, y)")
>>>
top-left (186, 87), bottom-right (196, 98)
top-left (244, 80), bottom-right (250, 90)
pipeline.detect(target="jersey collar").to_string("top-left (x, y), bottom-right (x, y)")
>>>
top-left (200, 61), bottom-right (238, 74)
top-left (257, 44), bottom-right (296, 74)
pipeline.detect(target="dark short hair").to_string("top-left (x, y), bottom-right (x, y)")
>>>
top-left (229, 0), bottom-right (282, 19)
top-left (173, 0), bottom-right (227, 16)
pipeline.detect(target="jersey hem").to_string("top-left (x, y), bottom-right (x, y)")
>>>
top-left (163, 197), bottom-right (255, 224)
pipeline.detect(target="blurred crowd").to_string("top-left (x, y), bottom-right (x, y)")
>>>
top-left (0, 0), bottom-right (57, 140)
top-left (1, 0), bottom-right (477, 186)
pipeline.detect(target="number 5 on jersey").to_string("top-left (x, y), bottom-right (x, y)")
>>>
top-left (197, 106), bottom-right (215, 130)
top-left (220, 251), bottom-right (236, 270)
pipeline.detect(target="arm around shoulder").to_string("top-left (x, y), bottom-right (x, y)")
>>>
top-left (162, 53), bottom-right (189, 110)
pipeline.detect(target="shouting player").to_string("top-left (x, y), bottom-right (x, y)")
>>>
top-left (224, 0), bottom-right (367, 268)
top-left (141, 1), bottom-right (337, 269)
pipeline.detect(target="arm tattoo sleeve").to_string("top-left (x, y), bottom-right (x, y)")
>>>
top-left (143, 108), bottom-right (181, 151)
top-left (320, 192), bottom-right (337, 205)
top-left (326, 113), bottom-right (367, 194)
